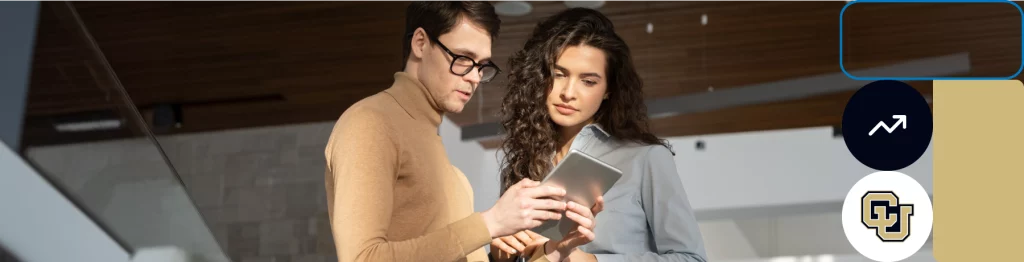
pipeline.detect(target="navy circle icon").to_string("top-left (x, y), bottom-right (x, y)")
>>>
top-left (842, 80), bottom-right (933, 171)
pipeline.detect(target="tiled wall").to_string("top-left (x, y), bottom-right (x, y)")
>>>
top-left (158, 122), bottom-right (338, 262)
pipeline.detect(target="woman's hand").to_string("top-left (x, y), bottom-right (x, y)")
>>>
top-left (542, 197), bottom-right (604, 262)
top-left (490, 230), bottom-right (548, 261)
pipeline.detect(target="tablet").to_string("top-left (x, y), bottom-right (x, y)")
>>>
top-left (532, 149), bottom-right (622, 241)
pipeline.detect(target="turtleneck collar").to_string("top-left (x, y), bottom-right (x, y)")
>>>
top-left (384, 72), bottom-right (444, 129)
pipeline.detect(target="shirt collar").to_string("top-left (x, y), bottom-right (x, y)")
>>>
top-left (549, 123), bottom-right (612, 165)
top-left (383, 72), bottom-right (444, 130)
top-left (581, 123), bottom-right (611, 140)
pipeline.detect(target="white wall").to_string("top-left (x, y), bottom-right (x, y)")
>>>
top-left (0, 140), bottom-right (131, 262)
top-left (697, 219), bottom-right (761, 260)
top-left (670, 126), bottom-right (931, 216)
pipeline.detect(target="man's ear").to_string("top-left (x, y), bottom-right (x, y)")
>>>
top-left (410, 27), bottom-right (429, 60)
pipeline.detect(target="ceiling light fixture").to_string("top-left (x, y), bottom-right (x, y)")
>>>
top-left (50, 110), bottom-right (123, 133)
top-left (495, 1), bottom-right (532, 17)
top-left (565, 1), bottom-right (605, 9)
top-left (54, 119), bottom-right (122, 132)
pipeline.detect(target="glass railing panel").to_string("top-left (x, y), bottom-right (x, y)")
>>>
top-left (19, 2), bottom-right (229, 262)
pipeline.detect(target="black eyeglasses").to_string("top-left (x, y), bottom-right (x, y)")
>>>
top-left (429, 35), bottom-right (500, 83)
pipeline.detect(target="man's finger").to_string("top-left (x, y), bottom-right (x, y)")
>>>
top-left (529, 199), bottom-right (567, 211)
top-left (523, 185), bottom-right (566, 199)
top-left (528, 219), bottom-right (543, 228)
top-left (530, 209), bottom-right (562, 221)
top-left (517, 179), bottom-right (540, 188)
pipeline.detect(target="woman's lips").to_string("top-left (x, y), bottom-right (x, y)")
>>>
top-left (554, 104), bottom-right (577, 115)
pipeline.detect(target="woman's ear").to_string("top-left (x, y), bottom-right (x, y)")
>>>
top-left (603, 92), bottom-right (610, 100)
top-left (410, 27), bottom-right (429, 60)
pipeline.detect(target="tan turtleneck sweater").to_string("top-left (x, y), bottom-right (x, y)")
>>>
top-left (324, 72), bottom-right (490, 262)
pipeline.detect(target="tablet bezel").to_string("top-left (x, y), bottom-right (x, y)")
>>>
top-left (533, 149), bottom-right (622, 240)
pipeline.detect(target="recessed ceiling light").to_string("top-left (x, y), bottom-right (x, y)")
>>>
top-left (495, 1), bottom-right (532, 17)
top-left (565, 1), bottom-right (605, 9)
top-left (54, 119), bottom-right (122, 132)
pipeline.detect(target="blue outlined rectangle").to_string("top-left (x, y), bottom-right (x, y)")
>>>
top-left (840, 0), bottom-right (1024, 80)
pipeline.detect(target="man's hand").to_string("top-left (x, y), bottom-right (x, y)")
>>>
top-left (482, 179), bottom-right (567, 238)
top-left (542, 197), bottom-right (604, 262)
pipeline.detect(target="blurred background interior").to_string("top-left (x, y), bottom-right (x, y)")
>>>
top-left (2, 1), bottom-right (1021, 262)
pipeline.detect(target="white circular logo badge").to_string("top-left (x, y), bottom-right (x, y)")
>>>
top-left (842, 171), bottom-right (932, 262)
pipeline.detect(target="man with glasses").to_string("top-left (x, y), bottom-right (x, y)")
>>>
top-left (325, 2), bottom-right (573, 262)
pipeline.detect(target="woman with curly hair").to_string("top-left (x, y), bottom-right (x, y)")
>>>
top-left (490, 8), bottom-right (708, 262)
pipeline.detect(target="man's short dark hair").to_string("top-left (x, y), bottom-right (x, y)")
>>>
top-left (402, 1), bottom-right (501, 69)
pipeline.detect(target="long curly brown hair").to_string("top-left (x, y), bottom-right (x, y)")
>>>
top-left (498, 8), bottom-right (671, 192)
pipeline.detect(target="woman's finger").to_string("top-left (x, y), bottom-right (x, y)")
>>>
top-left (565, 209), bottom-right (594, 229)
top-left (492, 238), bottom-right (518, 254)
top-left (567, 201), bottom-right (594, 219)
top-left (513, 231), bottom-right (533, 245)
top-left (577, 226), bottom-right (596, 241)
top-left (592, 196), bottom-right (605, 214)
top-left (502, 236), bottom-right (527, 252)
top-left (525, 230), bottom-right (548, 242)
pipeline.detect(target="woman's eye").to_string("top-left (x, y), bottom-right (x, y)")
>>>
top-left (583, 80), bottom-right (597, 86)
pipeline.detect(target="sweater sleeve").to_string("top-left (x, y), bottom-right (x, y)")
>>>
top-left (325, 109), bottom-right (492, 262)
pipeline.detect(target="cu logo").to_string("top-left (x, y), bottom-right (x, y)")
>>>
top-left (861, 191), bottom-right (914, 242)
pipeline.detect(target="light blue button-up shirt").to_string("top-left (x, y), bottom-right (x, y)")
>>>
top-left (557, 124), bottom-right (708, 262)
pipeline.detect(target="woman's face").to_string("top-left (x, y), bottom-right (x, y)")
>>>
top-left (546, 45), bottom-right (608, 129)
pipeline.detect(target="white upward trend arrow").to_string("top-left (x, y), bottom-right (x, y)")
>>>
top-left (869, 115), bottom-right (907, 136)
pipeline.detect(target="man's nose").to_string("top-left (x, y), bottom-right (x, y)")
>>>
top-left (463, 66), bottom-right (481, 85)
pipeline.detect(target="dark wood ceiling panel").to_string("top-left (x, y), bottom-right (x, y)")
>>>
top-left (22, 1), bottom-right (1022, 148)
top-left (843, 3), bottom-right (1021, 77)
